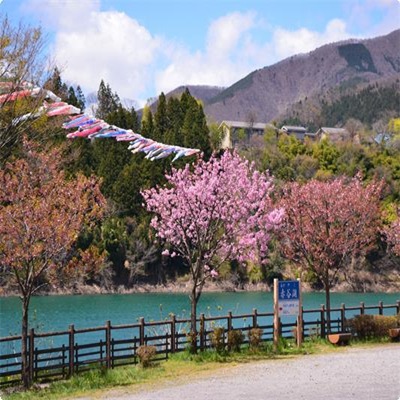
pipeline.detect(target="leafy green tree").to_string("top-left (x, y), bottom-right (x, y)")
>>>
top-left (312, 139), bottom-right (340, 173)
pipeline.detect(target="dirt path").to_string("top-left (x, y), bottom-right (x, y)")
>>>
top-left (83, 344), bottom-right (400, 400)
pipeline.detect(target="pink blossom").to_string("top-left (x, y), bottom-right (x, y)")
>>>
top-left (142, 151), bottom-right (283, 333)
top-left (161, 249), bottom-right (170, 256)
top-left (210, 269), bottom-right (219, 278)
top-left (171, 252), bottom-right (177, 258)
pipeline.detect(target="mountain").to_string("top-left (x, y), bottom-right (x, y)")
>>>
top-left (202, 29), bottom-right (400, 124)
top-left (147, 85), bottom-right (225, 113)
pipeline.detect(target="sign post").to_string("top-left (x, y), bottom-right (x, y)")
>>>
top-left (273, 279), bottom-right (302, 349)
top-left (273, 278), bottom-right (280, 351)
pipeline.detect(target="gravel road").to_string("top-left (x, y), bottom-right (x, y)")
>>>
top-left (85, 344), bottom-right (400, 400)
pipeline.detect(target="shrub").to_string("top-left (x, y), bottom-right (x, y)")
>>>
top-left (136, 345), bottom-right (157, 367)
top-left (346, 314), bottom-right (400, 339)
top-left (227, 329), bottom-right (244, 352)
top-left (209, 327), bottom-right (225, 353)
top-left (248, 327), bottom-right (263, 350)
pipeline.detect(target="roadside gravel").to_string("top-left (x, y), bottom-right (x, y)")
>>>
top-left (82, 344), bottom-right (400, 400)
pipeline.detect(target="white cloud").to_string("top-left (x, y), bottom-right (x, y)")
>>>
top-left (206, 12), bottom-right (256, 60)
top-left (272, 19), bottom-right (350, 59)
top-left (23, 0), bottom-right (162, 103)
top-left (53, 11), bottom-right (161, 100)
top-left (345, 0), bottom-right (399, 37)
top-left (22, 0), bottom-right (100, 31)
top-left (155, 12), bottom-right (261, 95)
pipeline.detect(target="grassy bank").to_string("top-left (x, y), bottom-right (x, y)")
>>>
top-left (1, 337), bottom-right (392, 400)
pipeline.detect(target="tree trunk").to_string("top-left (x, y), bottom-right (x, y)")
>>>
top-left (21, 296), bottom-right (31, 389)
top-left (189, 287), bottom-right (198, 353)
top-left (324, 283), bottom-right (331, 334)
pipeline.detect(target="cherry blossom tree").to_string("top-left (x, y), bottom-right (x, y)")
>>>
top-left (280, 177), bottom-right (384, 331)
top-left (0, 141), bottom-right (105, 387)
top-left (142, 151), bottom-right (283, 350)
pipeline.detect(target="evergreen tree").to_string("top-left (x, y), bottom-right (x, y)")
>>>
top-left (76, 85), bottom-right (86, 111)
top-left (181, 95), bottom-right (211, 157)
top-left (67, 86), bottom-right (79, 108)
top-left (141, 107), bottom-right (155, 139)
top-left (165, 97), bottom-right (184, 145)
top-left (96, 79), bottom-right (120, 119)
top-left (44, 67), bottom-right (68, 100)
top-left (106, 105), bottom-right (139, 131)
top-left (154, 92), bottom-right (169, 141)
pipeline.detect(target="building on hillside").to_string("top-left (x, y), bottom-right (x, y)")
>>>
top-left (280, 125), bottom-right (307, 141)
top-left (374, 132), bottom-right (392, 146)
top-left (219, 120), bottom-right (276, 148)
top-left (316, 127), bottom-right (350, 142)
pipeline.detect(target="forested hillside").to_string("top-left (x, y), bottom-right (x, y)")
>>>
top-left (280, 80), bottom-right (400, 130)
top-left (201, 29), bottom-right (400, 123)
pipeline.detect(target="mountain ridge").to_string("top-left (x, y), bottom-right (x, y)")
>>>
top-left (147, 30), bottom-right (399, 125)
top-left (201, 29), bottom-right (400, 123)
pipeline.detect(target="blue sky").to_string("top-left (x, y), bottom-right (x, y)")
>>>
top-left (1, 0), bottom-right (399, 107)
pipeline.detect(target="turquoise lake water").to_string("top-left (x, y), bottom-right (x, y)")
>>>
top-left (1, 291), bottom-right (399, 338)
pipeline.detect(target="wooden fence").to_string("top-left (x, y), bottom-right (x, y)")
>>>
top-left (1, 300), bottom-right (399, 386)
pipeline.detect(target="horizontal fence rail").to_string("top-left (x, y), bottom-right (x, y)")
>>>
top-left (0, 300), bottom-right (399, 386)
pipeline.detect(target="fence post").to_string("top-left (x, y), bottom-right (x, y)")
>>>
top-left (29, 328), bottom-right (34, 384)
top-left (62, 344), bottom-right (66, 378)
top-left (340, 303), bottom-right (346, 332)
top-left (199, 313), bottom-right (205, 351)
top-left (252, 309), bottom-right (258, 328)
top-left (360, 302), bottom-right (365, 315)
top-left (378, 301), bottom-right (383, 315)
top-left (227, 311), bottom-right (233, 331)
top-left (273, 279), bottom-right (279, 351)
top-left (68, 324), bottom-right (75, 377)
top-left (105, 320), bottom-right (111, 369)
top-left (296, 306), bottom-right (303, 347)
top-left (139, 317), bottom-right (145, 346)
top-left (320, 305), bottom-right (326, 339)
top-left (396, 300), bottom-right (400, 316)
top-left (111, 339), bottom-right (115, 369)
top-left (170, 314), bottom-right (176, 353)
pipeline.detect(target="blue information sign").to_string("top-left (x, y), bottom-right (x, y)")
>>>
top-left (278, 280), bottom-right (300, 316)
top-left (278, 280), bottom-right (300, 301)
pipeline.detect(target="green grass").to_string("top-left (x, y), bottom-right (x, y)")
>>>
top-left (1, 337), bottom-right (394, 400)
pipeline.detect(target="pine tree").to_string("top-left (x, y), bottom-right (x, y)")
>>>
top-left (141, 107), bottom-right (155, 139)
top-left (96, 79), bottom-right (120, 119)
top-left (154, 92), bottom-right (169, 142)
top-left (67, 86), bottom-right (79, 108)
top-left (165, 97), bottom-right (184, 145)
top-left (76, 85), bottom-right (86, 111)
top-left (44, 67), bottom-right (68, 100)
top-left (181, 93), bottom-right (211, 157)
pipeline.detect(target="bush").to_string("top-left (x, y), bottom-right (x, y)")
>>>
top-left (248, 328), bottom-right (263, 350)
top-left (346, 314), bottom-right (400, 339)
top-left (136, 345), bottom-right (157, 367)
top-left (209, 327), bottom-right (225, 353)
top-left (227, 329), bottom-right (244, 352)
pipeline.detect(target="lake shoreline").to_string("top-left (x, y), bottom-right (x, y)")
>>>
top-left (2, 278), bottom-right (399, 298)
